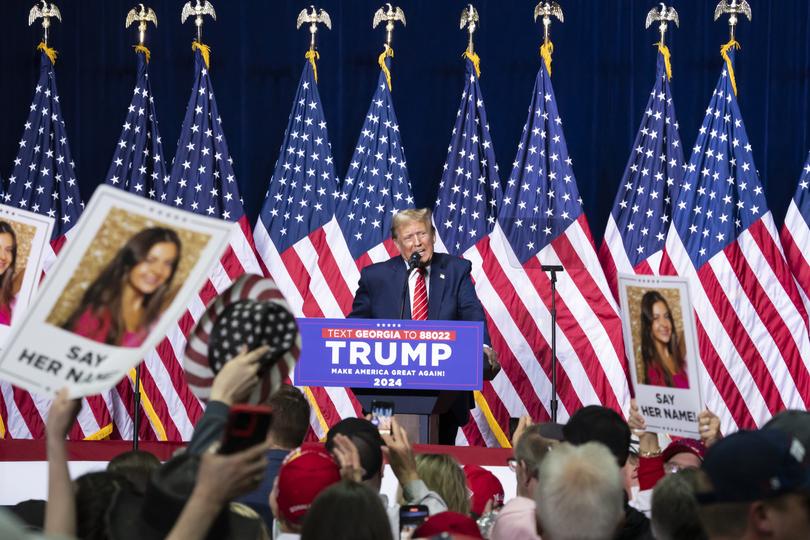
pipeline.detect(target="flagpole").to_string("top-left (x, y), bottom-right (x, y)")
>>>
top-left (124, 3), bottom-right (158, 450)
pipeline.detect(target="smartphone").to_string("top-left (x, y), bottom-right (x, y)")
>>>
top-left (399, 504), bottom-right (429, 539)
top-left (218, 403), bottom-right (273, 455)
top-left (370, 400), bottom-right (394, 435)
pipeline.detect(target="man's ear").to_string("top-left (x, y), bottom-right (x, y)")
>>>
top-left (749, 501), bottom-right (776, 536)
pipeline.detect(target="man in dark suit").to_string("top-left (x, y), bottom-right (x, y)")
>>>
top-left (349, 208), bottom-right (499, 444)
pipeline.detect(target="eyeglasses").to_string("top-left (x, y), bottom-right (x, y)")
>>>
top-left (507, 458), bottom-right (518, 472)
top-left (664, 463), bottom-right (698, 475)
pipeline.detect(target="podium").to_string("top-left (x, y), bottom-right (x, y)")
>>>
top-left (294, 317), bottom-right (485, 444)
top-left (352, 388), bottom-right (462, 444)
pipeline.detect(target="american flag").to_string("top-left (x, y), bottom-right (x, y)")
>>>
top-left (491, 54), bottom-right (630, 426)
top-left (780, 150), bottom-right (810, 314)
top-left (105, 48), bottom-right (167, 198)
top-left (100, 46), bottom-right (175, 441)
top-left (146, 44), bottom-right (263, 441)
top-left (661, 47), bottom-right (810, 431)
top-left (253, 59), bottom-right (361, 438)
top-left (335, 56), bottom-right (414, 267)
top-left (431, 56), bottom-right (510, 447)
top-left (600, 48), bottom-right (684, 296)
top-left (0, 46), bottom-right (112, 441)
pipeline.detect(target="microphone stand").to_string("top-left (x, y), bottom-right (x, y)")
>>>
top-left (541, 264), bottom-right (564, 423)
top-left (132, 364), bottom-right (141, 450)
top-left (400, 253), bottom-right (421, 319)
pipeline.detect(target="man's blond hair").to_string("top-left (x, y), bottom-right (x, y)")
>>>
top-left (391, 208), bottom-right (432, 238)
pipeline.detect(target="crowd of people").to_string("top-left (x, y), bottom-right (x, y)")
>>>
top-left (1, 270), bottom-right (809, 539)
top-left (2, 363), bottom-right (808, 539)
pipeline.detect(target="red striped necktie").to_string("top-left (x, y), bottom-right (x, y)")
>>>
top-left (412, 268), bottom-right (428, 320)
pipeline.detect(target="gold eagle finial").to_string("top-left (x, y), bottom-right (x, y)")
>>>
top-left (28, 1), bottom-right (62, 45)
top-left (181, 0), bottom-right (217, 43)
top-left (296, 6), bottom-right (332, 53)
top-left (125, 4), bottom-right (158, 46)
top-left (372, 3), bottom-right (406, 50)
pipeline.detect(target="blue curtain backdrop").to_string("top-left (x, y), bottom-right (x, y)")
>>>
top-left (1, 0), bottom-right (808, 241)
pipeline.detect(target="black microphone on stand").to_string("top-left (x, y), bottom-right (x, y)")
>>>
top-left (400, 252), bottom-right (422, 319)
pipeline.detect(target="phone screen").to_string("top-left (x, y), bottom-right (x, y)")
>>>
top-left (219, 404), bottom-right (272, 455)
top-left (399, 504), bottom-right (429, 539)
top-left (370, 400), bottom-right (394, 435)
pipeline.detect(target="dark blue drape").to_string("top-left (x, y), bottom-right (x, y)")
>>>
top-left (1, 1), bottom-right (808, 242)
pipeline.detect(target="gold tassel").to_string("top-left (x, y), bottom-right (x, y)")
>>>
top-left (134, 44), bottom-right (151, 64)
top-left (192, 40), bottom-right (211, 69)
top-left (463, 50), bottom-right (481, 78)
top-left (378, 45), bottom-right (395, 91)
top-left (540, 40), bottom-right (554, 76)
top-left (720, 39), bottom-right (741, 96)
top-left (37, 42), bottom-right (58, 65)
top-left (658, 42), bottom-right (672, 81)
top-left (305, 49), bottom-right (320, 83)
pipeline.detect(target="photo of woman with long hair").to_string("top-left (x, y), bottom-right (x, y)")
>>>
top-left (61, 227), bottom-right (182, 347)
top-left (639, 290), bottom-right (689, 389)
top-left (0, 221), bottom-right (20, 326)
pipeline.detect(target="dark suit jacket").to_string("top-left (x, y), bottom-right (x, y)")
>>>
top-left (349, 252), bottom-right (489, 424)
top-left (350, 252), bottom-right (490, 342)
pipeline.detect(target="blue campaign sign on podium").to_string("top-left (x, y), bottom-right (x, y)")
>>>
top-left (294, 318), bottom-right (484, 390)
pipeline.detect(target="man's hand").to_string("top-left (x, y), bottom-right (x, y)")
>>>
top-left (193, 441), bottom-right (269, 508)
top-left (483, 346), bottom-right (500, 379)
top-left (46, 388), bottom-right (80, 442)
top-left (381, 417), bottom-right (419, 485)
top-left (332, 434), bottom-right (365, 482)
top-left (698, 409), bottom-right (722, 448)
top-left (209, 345), bottom-right (269, 405)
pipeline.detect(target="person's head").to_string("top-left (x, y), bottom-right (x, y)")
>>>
top-left (0, 221), bottom-right (18, 306)
top-left (464, 465), bottom-right (504, 517)
top-left (763, 409), bottom-right (810, 450)
top-left (66, 227), bottom-right (181, 344)
top-left (75, 471), bottom-right (133, 540)
top-left (696, 430), bottom-right (810, 540)
top-left (106, 452), bottom-right (264, 540)
top-left (562, 405), bottom-right (631, 467)
top-left (229, 503), bottom-right (270, 540)
top-left (325, 417), bottom-right (385, 490)
top-left (391, 208), bottom-right (435, 266)
top-left (511, 424), bottom-right (553, 498)
top-left (651, 468), bottom-right (708, 540)
top-left (640, 291), bottom-right (684, 386)
top-left (300, 480), bottom-right (393, 540)
top-left (415, 453), bottom-right (470, 515)
top-left (413, 511), bottom-right (484, 539)
top-left (267, 385), bottom-right (310, 449)
top-left (535, 442), bottom-right (624, 540)
top-left (662, 438), bottom-right (706, 475)
top-left (270, 444), bottom-right (341, 533)
top-left (107, 449), bottom-right (161, 494)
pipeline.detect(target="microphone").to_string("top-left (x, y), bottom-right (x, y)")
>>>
top-left (407, 251), bottom-right (421, 272)
top-left (401, 251), bottom-right (422, 319)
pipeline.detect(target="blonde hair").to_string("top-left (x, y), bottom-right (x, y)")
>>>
top-left (415, 453), bottom-right (470, 515)
top-left (229, 502), bottom-right (270, 540)
top-left (391, 208), bottom-right (433, 238)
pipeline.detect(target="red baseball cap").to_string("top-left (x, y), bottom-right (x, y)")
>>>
top-left (413, 511), bottom-right (483, 539)
top-left (276, 443), bottom-right (340, 524)
top-left (463, 465), bottom-right (504, 515)
top-left (662, 438), bottom-right (706, 463)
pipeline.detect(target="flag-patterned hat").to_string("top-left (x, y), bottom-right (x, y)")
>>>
top-left (184, 274), bottom-right (299, 403)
